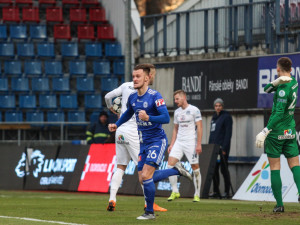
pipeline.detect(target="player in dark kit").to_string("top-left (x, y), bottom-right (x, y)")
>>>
top-left (109, 64), bottom-right (192, 220)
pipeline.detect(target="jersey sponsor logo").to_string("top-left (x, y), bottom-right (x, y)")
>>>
top-left (137, 121), bottom-right (153, 126)
top-left (284, 129), bottom-right (292, 135)
top-left (143, 102), bottom-right (148, 108)
top-left (277, 98), bottom-right (287, 103)
top-left (279, 90), bottom-right (285, 97)
top-left (155, 99), bottom-right (165, 107)
top-left (186, 111), bottom-right (191, 115)
top-left (117, 135), bottom-right (129, 145)
top-left (278, 129), bottom-right (295, 140)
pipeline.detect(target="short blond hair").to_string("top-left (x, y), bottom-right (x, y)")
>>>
top-left (174, 89), bottom-right (186, 97)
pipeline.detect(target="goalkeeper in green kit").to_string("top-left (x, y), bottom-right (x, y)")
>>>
top-left (255, 57), bottom-right (300, 213)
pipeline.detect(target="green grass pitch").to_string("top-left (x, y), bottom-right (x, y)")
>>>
top-left (0, 190), bottom-right (299, 225)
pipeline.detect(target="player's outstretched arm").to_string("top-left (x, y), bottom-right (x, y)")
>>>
top-left (264, 76), bottom-right (292, 93)
top-left (104, 86), bottom-right (122, 113)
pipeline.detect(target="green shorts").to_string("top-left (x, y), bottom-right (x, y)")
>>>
top-left (265, 128), bottom-right (299, 158)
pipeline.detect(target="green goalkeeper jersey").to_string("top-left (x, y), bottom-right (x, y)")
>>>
top-left (264, 76), bottom-right (298, 132)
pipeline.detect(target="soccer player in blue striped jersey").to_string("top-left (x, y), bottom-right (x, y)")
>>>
top-left (109, 64), bottom-right (192, 220)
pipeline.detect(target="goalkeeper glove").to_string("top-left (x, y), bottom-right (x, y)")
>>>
top-left (255, 127), bottom-right (271, 148)
top-left (271, 76), bottom-right (292, 87)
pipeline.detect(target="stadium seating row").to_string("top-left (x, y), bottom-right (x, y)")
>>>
top-left (0, 93), bottom-right (104, 109)
top-left (0, 7), bottom-right (105, 23)
top-left (0, 41), bottom-right (122, 57)
top-left (0, 24), bottom-right (115, 41)
top-left (0, 110), bottom-right (87, 123)
top-left (0, 77), bottom-right (119, 92)
top-left (0, 0), bottom-right (100, 7)
top-left (0, 60), bottom-right (124, 76)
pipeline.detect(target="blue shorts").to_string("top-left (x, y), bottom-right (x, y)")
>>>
top-left (137, 138), bottom-right (168, 171)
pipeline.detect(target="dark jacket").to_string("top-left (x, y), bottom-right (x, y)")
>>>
top-left (208, 110), bottom-right (233, 154)
top-left (86, 121), bottom-right (111, 144)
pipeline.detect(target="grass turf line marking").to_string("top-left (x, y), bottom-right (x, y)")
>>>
top-left (0, 216), bottom-right (87, 225)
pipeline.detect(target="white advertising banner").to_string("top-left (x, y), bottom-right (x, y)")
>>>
top-left (233, 154), bottom-right (299, 202)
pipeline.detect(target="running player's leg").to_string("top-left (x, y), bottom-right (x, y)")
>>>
top-left (184, 145), bottom-right (201, 202)
top-left (167, 142), bottom-right (183, 200)
top-left (107, 135), bottom-right (131, 211)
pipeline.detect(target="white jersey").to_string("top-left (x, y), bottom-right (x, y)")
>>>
top-left (104, 82), bottom-right (137, 130)
top-left (174, 104), bottom-right (202, 142)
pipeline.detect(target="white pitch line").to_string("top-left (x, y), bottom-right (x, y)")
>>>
top-left (0, 216), bottom-right (87, 225)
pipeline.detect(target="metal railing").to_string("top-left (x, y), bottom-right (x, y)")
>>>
top-left (140, 0), bottom-right (300, 57)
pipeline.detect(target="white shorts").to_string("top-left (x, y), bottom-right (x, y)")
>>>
top-left (169, 140), bottom-right (198, 165)
top-left (115, 127), bottom-right (139, 165)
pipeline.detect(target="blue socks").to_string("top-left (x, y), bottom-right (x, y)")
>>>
top-left (153, 168), bottom-right (180, 183)
top-left (143, 178), bottom-right (156, 213)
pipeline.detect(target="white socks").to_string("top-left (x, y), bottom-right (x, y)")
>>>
top-left (109, 168), bottom-right (125, 202)
top-left (168, 164), bottom-right (179, 193)
top-left (193, 168), bottom-right (201, 197)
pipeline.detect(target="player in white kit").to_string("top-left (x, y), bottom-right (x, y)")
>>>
top-left (167, 90), bottom-right (203, 202)
top-left (105, 64), bottom-right (167, 212)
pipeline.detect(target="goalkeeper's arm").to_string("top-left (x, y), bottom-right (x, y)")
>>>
top-left (264, 76), bottom-right (292, 93)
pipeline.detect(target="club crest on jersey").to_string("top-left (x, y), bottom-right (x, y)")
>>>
top-left (143, 102), bottom-right (148, 108)
top-left (155, 99), bottom-right (165, 107)
top-left (279, 90), bottom-right (285, 97)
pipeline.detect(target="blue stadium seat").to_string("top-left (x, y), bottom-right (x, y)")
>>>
top-left (30, 24), bottom-right (47, 40)
top-left (105, 42), bottom-right (122, 57)
top-left (101, 77), bottom-right (119, 92)
top-left (76, 77), bottom-right (94, 92)
top-left (93, 60), bottom-right (110, 75)
top-left (11, 77), bottom-right (29, 92)
top-left (0, 24), bottom-right (7, 40)
top-left (47, 111), bottom-right (64, 125)
top-left (85, 42), bottom-right (102, 57)
top-left (32, 77), bottom-right (50, 92)
top-left (52, 77), bottom-right (70, 92)
top-left (17, 43), bottom-right (34, 58)
top-left (84, 94), bottom-right (102, 109)
top-left (61, 42), bottom-right (78, 58)
top-left (0, 94), bottom-right (15, 108)
top-left (69, 60), bottom-right (86, 76)
top-left (4, 61), bottom-right (22, 76)
top-left (19, 94), bottom-right (36, 109)
top-left (113, 59), bottom-right (124, 75)
top-left (37, 43), bottom-right (55, 58)
top-left (39, 94), bottom-right (57, 108)
top-left (89, 111), bottom-right (100, 123)
top-left (45, 61), bottom-right (62, 76)
top-left (26, 111), bottom-right (44, 123)
top-left (0, 43), bottom-right (14, 58)
top-left (68, 111), bottom-right (86, 123)
top-left (25, 60), bottom-right (42, 76)
top-left (0, 112), bottom-right (2, 122)
top-left (5, 111), bottom-right (23, 122)
top-left (10, 24), bottom-right (27, 40)
top-left (60, 94), bottom-right (77, 109)
top-left (0, 78), bottom-right (9, 92)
